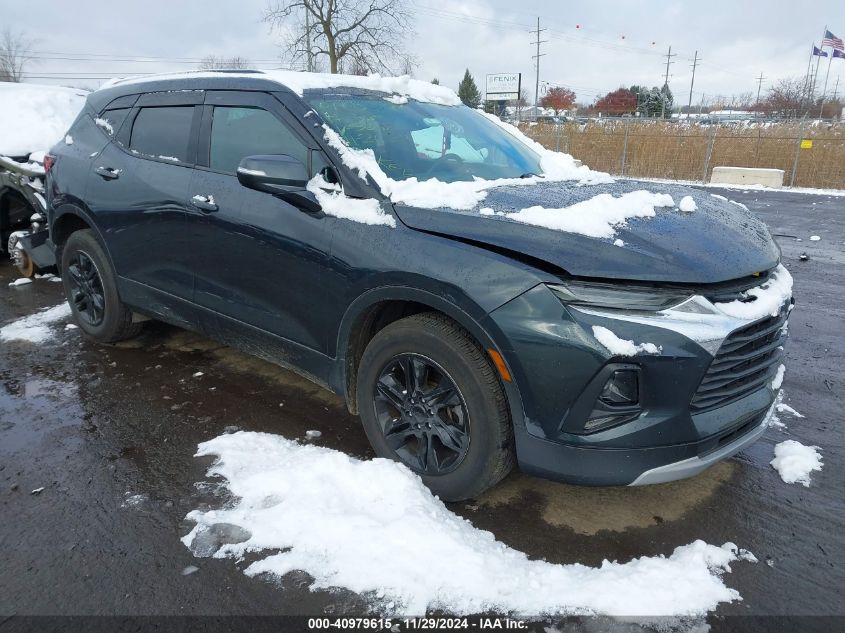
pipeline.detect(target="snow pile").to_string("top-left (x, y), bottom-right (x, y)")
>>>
top-left (306, 174), bottom-right (395, 227)
top-left (320, 117), bottom-right (611, 212)
top-left (592, 326), bottom-right (661, 356)
top-left (770, 440), bottom-right (823, 487)
top-left (678, 196), bottom-right (698, 212)
top-left (809, 235), bottom-right (820, 241)
top-left (183, 431), bottom-right (754, 616)
top-left (0, 303), bottom-right (72, 344)
top-left (714, 264), bottom-right (793, 320)
top-left (506, 191), bottom-right (676, 238)
top-left (0, 83), bottom-right (87, 157)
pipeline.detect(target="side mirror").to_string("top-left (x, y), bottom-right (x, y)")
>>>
top-left (236, 154), bottom-right (321, 213)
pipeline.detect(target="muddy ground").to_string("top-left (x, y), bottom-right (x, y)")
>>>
top-left (0, 187), bottom-right (843, 626)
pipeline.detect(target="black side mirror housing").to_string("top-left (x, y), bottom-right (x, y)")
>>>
top-left (237, 154), bottom-right (321, 213)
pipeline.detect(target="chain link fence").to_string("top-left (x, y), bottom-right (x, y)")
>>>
top-left (520, 119), bottom-right (845, 189)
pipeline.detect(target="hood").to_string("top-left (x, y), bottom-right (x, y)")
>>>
top-left (393, 179), bottom-right (780, 284)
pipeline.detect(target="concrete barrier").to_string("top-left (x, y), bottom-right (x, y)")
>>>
top-left (710, 166), bottom-right (784, 189)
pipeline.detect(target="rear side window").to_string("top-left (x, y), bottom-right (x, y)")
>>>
top-left (98, 108), bottom-right (131, 137)
top-left (129, 106), bottom-right (195, 163)
top-left (209, 106), bottom-right (308, 174)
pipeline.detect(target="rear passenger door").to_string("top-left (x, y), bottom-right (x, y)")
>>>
top-left (86, 91), bottom-right (202, 311)
top-left (188, 91), bottom-right (337, 354)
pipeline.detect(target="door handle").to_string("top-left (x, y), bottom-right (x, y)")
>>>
top-left (94, 166), bottom-right (120, 180)
top-left (191, 194), bottom-right (218, 213)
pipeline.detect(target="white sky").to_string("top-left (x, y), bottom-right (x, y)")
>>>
top-left (6, 0), bottom-right (845, 105)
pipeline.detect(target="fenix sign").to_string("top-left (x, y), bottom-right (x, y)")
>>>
top-left (486, 73), bottom-right (521, 101)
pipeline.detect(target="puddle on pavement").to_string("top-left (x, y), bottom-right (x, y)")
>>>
top-left (477, 461), bottom-right (735, 535)
top-left (115, 327), bottom-right (344, 408)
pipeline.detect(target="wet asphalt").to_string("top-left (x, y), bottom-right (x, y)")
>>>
top-left (0, 187), bottom-right (843, 622)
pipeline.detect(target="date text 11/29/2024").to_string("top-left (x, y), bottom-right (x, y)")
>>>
top-left (307, 617), bottom-right (528, 630)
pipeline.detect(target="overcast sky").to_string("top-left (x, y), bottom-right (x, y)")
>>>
top-left (6, 0), bottom-right (845, 105)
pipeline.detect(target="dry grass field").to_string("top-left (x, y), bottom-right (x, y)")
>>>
top-left (521, 119), bottom-right (845, 189)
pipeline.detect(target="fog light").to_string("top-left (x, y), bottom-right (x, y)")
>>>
top-left (599, 370), bottom-right (639, 405)
top-left (582, 369), bottom-right (641, 433)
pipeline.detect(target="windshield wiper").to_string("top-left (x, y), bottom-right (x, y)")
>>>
top-left (519, 172), bottom-right (539, 178)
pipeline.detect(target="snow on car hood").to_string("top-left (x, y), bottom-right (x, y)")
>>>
top-left (0, 82), bottom-right (87, 158)
top-left (393, 179), bottom-right (781, 284)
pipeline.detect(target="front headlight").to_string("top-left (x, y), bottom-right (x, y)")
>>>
top-left (548, 281), bottom-right (692, 312)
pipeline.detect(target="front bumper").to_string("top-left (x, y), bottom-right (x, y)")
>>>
top-left (486, 282), bottom-right (787, 486)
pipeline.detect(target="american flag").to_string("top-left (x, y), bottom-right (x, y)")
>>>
top-left (822, 30), bottom-right (844, 52)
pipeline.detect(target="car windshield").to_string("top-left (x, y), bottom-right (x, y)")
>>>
top-left (304, 92), bottom-right (543, 183)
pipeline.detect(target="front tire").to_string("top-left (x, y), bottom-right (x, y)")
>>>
top-left (61, 229), bottom-right (142, 343)
top-left (357, 313), bottom-right (514, 501)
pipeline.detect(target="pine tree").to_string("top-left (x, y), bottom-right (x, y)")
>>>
top-left (431, 77), bottom-right (440, 85)
top-left (457, 69), bottom-right (481, 108)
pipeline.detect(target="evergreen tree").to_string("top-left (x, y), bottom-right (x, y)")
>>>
top-left (457, 69), bottom-right (481, 108)
top-left (431, 77), bottom-right (440, 85)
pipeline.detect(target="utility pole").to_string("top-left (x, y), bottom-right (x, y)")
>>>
top-left (530, 17), bottom-right (547, 115)
top-left (304, 1), bottom-right (313, 72)
top-left (687, 50), bottom-right (700, 112)
top-left (755, 72), bottom-right (766, 104)
top-left (661, 45), bottom-right (676, 118)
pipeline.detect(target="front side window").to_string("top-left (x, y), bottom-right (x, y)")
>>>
top-left (129, 106), bottom-right (195, 163)
top-left (209, 106), bottom-right (309, 174)
top-left (304, 92), bottom-right (543, 183)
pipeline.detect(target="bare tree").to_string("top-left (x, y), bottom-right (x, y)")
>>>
top-left (198, 55), bottom-right (250, 70)
top-left (264, 0), bottom-right (412, 74)
top-left (0, 29), bottom-right (35, 82)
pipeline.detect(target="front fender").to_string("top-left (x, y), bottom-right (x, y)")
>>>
top-left (332, 284), bottom-right (530, 435)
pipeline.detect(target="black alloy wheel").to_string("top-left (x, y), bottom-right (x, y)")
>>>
top-left (66, 251), bottom-right (106, 326)
top-left (373, 354), bottom-right (471, 475)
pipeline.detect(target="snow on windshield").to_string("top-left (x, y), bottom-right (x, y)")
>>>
top-left (319, 116), bottom-right (611, 212)
top-left (183, 430), bottom-right (756, 617)
top-left (0, 83), bottom-right (87, 157)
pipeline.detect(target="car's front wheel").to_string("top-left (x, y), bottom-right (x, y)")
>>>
top-left (61, 229), bottom-right (142, 343)
top-left (357, 313), bottom-right (514, 501)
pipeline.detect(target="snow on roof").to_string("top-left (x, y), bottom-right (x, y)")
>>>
top-left (0, 82), bottom-right (88, 157)
top-left (102, 69), bottom-right (461, 106)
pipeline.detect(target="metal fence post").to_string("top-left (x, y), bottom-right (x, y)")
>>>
top-left (702, 124), bottom-right (717, 183)
top-left (790, 119), bottom-right (806, 187)
top-left (620, 118), bottom-right (630, 176)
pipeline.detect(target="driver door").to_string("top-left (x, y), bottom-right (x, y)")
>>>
top-left (187, 91), bottom-right (337, 355)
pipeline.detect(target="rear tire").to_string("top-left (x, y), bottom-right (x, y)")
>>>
top-left (357, 312), bottom-right (514, 501)
top-left (61, 229), bottom-right (142, 343)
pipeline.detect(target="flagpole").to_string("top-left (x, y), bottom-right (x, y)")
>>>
top-left (819, 54), bottom-right (834, 118)
top-left (811, 26), bottom-right (828, 97)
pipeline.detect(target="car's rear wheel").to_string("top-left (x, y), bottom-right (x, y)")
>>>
top-left (357, 312), bottom-right (514, 501)
top-left (61, 229), bottom-right (142, 343)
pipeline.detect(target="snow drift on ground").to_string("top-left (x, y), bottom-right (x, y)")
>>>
top-left (183, 431), bottom-right (755, 617)
top-left (770, 440), bottom-right (823, 487)
top-left (713, 264), bottom-right (793, 321)
top-left (0, 83), bottom-right (87, 157)
top-left (0, 303), bottom-right (72, 343)
top-left (592, 326), bottom-right (661, 356)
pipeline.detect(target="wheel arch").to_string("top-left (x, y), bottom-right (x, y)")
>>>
top-left (334, 286), bottom-right (519, 418)
top-left (50, 204), bottom-right (114, 269)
